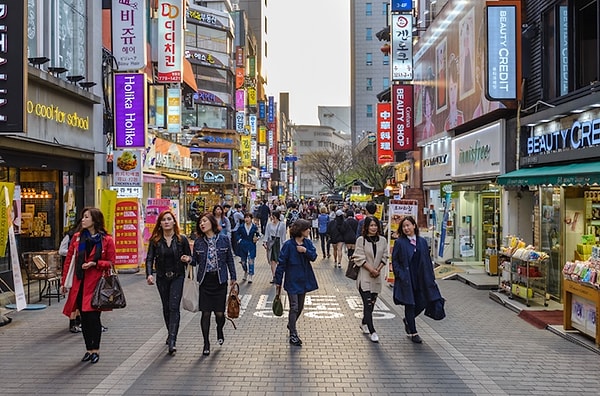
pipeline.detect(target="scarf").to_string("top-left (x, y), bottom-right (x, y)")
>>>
top-left (76, 229), bottom-right (103, 280)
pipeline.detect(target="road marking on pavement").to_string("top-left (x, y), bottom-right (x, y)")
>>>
top-left (88, 311), bottom-right (197, 395)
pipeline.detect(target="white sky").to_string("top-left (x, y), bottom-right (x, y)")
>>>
top-left (266, 0), bottom-right (351, 125)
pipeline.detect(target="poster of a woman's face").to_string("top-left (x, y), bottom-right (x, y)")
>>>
top-left (64, 187), bottom-right (76, 228)
top-left (459, 8), bottom-right (475, 99)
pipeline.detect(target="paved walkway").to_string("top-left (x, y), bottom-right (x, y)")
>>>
top-left (1, 242), bottom-right (600, 395)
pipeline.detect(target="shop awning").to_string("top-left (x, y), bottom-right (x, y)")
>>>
top-left (162, 172), bottom-right (195, 181)
top-left (143, 173), bottom-right (166, 184)
top-left (497, 161), bottom-right (600, 186)
top-left (183, 59), bottom-right (198, 92)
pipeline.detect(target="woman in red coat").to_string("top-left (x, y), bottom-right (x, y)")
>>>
top-left (60, 207), bottom-right (116, 364)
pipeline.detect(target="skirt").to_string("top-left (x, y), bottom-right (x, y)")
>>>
top-left (199, 271), bottom-right (227, 312)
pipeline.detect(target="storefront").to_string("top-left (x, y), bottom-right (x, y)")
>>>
top-left (447, 121), bottom-right (505, 270)
top-left (498, 108), bottom-right (600, 301)
top-left (0, 69), bottom-right (102, 291)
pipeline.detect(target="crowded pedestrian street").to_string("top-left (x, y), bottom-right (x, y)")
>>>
top-left (1, 245), bottom-right (599, 396)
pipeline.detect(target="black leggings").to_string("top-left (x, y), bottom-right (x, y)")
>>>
top-left (200, 311), bottom-right (225, 345)
top-left (156, 275), bottom-right (184, 341)
top-left (81, 310), bottom-right (102, 350)
top-left (359, 287), bottom-right (378, 334)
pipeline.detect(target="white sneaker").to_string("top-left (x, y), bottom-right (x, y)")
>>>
top-left (370, 332), bottom-right (379, 343)
top-left (360, 324), bottom-right (370, 334)
top-left (247, 274), bottom-right (253, 283)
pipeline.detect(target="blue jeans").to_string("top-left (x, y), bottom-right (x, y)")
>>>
top-left (404, 291), bottom-right (427, 334)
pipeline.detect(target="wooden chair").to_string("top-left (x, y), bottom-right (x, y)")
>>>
top-left (21, 252), bottom-right (62, 305)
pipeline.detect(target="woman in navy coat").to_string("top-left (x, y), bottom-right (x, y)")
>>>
top-left (275, 219), bottom-right (318, 346)
top-left (236, 212), bottom-right (261, 283)
top-left (391, 216), bottom-right (442, 344)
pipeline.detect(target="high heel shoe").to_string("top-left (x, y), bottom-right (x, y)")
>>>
top-left (217, 328), bottom-right (224, 345)
top-left (202, 343), bottom-right (210, 356)
top-left (81, 352), bottom-right (92, 362)
top-left (90, 353), bottom-right (100, 363)
top-left (168, 339), bottom-right (177, 355)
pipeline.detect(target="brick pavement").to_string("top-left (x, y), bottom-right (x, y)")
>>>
top-left (1, 240), bottom-right (600, 395)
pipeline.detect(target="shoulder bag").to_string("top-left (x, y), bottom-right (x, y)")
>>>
top-left (181, 265), bottom-right (199, 312)
top-left (345, 238), bottom-right (364, 280)
top-left (272, 293), bottom-right (284, 316)
top-left (91, 263), bottom-right (127, 310)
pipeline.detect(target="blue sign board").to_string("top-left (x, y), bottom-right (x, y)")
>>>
top-left (268, 96), bottom-right (274, 123)
top-left (284, 156), bottom-right (298, 162)
top-left (486, 5), bottom-right (517, 100)
top-left (259, 100), bottom-right (266, 119)
top-left (391, 1), bottom-right (412, 12)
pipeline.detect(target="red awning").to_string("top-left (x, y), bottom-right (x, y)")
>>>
top-left (183, 59), bottom-right (198, 92)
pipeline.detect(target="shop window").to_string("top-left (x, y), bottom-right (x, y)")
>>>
top-left (19, 181), bottom-right (57, 252)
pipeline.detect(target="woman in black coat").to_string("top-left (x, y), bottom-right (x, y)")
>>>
top-left (145, 210), bottom-right (192, 355)
top-left (391, 216), bottom-right (442, 344)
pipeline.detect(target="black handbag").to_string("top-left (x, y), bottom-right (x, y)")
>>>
top-left (345, 258), bottom-right (360, 280)
top-left (91, 266), bottom-right (127, 310)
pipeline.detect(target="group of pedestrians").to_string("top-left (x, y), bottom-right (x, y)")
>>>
top-left (58, 198), bottom-right (442, 362)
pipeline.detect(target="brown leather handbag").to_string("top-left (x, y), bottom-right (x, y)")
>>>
top-left (226, 282), bottom-right (241, 319)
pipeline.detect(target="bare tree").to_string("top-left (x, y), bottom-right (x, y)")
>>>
top-left (299, 146), bottom-right (353, 192)
top-left (352, 148), bottom-right (394, 191)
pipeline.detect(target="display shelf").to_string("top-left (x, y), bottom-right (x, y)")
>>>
top-left (498, 247), bottom-right (549, 307)
top-left (563, 279), bottom-right (600, 347)
top-left (482, 196), bottom-right (499, 276)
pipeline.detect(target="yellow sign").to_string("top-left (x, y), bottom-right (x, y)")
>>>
top-left (100, 189), bottom-right (118, 235)
top-left (241, 135), bottom-right (251, 167)
top-left (26, 100), bottom-right (89, 130)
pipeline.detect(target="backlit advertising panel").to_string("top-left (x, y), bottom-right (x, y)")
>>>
top-left (392, 85), bottom-right (414, 152)
top-left (111, 0), bottom-right (147, 71)
top-left (391, 14), bottom-right (413, 81)
top-left (377, 103), bottom-right (394, 165)
top-left (391, 1), bottom-right (413, 12)
top-left (157, 0), bottom-right (183, 83)
top-left (114, 73), bottom-right (146, 148)
top-left (0, 0), bottom-right (26, 133)
top-left (486, 4), bottom-right (517, 100)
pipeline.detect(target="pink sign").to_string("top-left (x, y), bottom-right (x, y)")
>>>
top-left (392, 84), bottom-right (414, 152)
top-left (114, 199), bottom-right (140, 268)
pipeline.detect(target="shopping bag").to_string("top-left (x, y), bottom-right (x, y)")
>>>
top-left (345, 257), bottom-right (360, 280)
top-left (272, 294), bottom-right (283, 317)
top-left (182, 265), bottom-right (199, 313)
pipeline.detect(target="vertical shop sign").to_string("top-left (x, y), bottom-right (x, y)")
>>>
top-left (236, 68), bottom-right (244, 89)
top-left (236, 89), bottom-right (245, 111)
top-left (249, 114), bottom-right (257, 136)
top-left (486, 4), bottom-right (518, 100)
top-left (258, 126), bottom-right (267, 145)
top-left (114, 199), bottom-right (140, 268)
top-left (391, 13), bottom-right (413, 81)
top-left (0, 1), bottom-right (26, 133)
top-left (268, 96), bottom-right (275, 123)
top-left (157, 0), bottom-right (183, 83)
top-left (377, 103), bottom-right (393, 164)
top-left (166, 86), bottom-right (181, 133)
top-left (236, 111), bottom-right (245, 133)
top-left (235, 46), bottom-right (244, 67)
top-left (392, 84), bottom-right (414, 151)
top-left (241, 135), bottom-right (251, 167)
top-left (3, 184), bottom-right (26, 311)
top-left (248, 87), bottom-right (257, 107)
top-left (559, 6), bottom-right (569, 96)
top-left (111, 0), bottom-right (147, 71)
top-left (114, 73), bottom-right (146, 148)
top-left (259, 101), bottom-right (266, 119)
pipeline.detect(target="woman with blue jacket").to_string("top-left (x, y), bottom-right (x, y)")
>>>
top-left (391, 216), bottom-right (442, 344)
top-left (192, 213), bottom-right (236, 356)
top-left (275, 219), bottom-right (318, 346)
top-left (317, 206), bottom-right (330, 257)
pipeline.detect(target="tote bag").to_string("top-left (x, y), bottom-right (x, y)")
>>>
top-left (182, 265), bottom-right (199, 313)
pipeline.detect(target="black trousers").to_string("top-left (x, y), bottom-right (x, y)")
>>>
top-left (81, 310), bottom-right (102, 350)
top-left (156, 274), bottom-right (184, 341)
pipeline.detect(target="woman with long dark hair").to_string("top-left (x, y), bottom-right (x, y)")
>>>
top-left (212, 204), bottom-right (231, 238)
top-left (191, 213), bottom-right (236, 356)
top-left (60, 207), bottom-right (116, 364)
top-left (145, 210), bottom-right (192, 355)
top-left (353, 216), bottom-right (389, 343)
top-left (391, 216), bottom-right (442, 344)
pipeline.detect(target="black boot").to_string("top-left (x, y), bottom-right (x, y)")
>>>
top-left (168, 337), bottom-right (176, 355)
